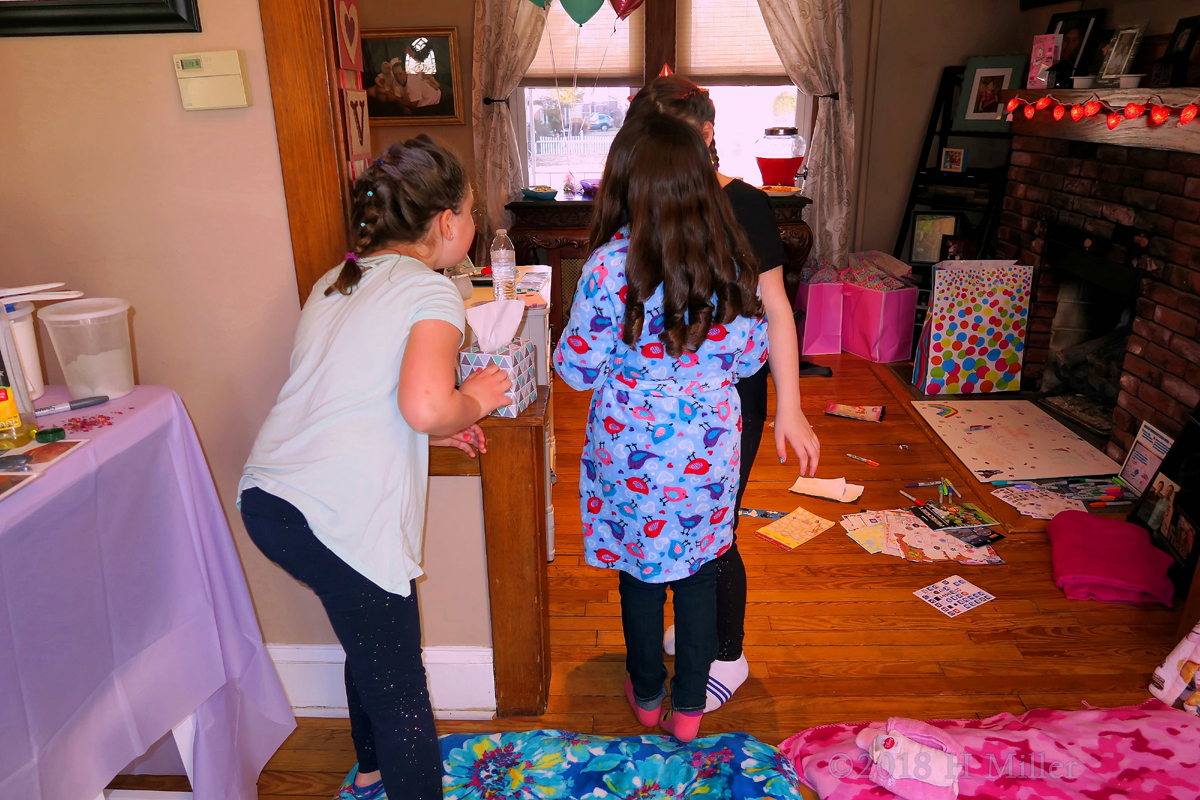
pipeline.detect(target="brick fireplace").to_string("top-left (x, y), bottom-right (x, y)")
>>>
top-left (994, 135), bottom-right (1200, 462)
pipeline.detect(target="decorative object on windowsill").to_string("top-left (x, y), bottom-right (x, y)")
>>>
top-left (1097, 23), bottom-right (1147, 88)
top-left (1004, 92), bottom-right (1199, 129)
top-left (1150, 15), bottom-right (1200, 89)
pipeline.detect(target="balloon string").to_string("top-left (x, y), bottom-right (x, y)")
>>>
top-left (592, 18), bottom-right (617, 96)
top-left (544, 4), bottom-right (572, 175)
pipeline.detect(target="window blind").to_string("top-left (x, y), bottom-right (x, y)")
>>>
top-left (525, 3), bottom-right (645, 80)
top-left (677, 0), bottom-right (787, 78)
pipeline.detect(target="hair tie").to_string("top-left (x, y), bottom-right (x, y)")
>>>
top-left (345, 252), bottom-right (358, 261)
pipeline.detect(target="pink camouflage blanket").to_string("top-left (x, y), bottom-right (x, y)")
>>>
top-left (780, 699), bottom-right (1200, 799)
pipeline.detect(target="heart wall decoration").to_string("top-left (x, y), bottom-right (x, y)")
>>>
top-left (336, 0), bottom-right (363, 72)
top-left (343, 89), bottom-right (371, 158)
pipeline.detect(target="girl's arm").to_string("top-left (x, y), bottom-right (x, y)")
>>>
top-left (399, 320), bottom-right (511, 436)
top-left (553, 252), bottom-right (622, 391)
top-left (760, 268), bottom-right (820, 477)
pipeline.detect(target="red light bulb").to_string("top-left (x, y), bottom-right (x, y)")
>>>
top-left (1084, 100), bottom-right (1102, 117)
top-left (1036, 96), bottom-right (1053, 110)
top-left (1107, 112), bottom-right (1121, 130)
top-left (1070, 105), bottom-right (1085, 122)
top-left (1150, 105), bottom-right (1171, 125)
top-left (1124, 102), bottom-right (1145, 119)
top-left (1053, 104), bottom-right (1066, 121)
top-left (1006, 97), bottom-right (1021, 113)
top-left (1182, 104), bottom-right (1199, 125)
top-left (1024, 103), bottom-right (1036, 119)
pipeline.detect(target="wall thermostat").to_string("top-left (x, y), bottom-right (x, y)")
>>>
top-left (173, 50), bottom-right (252, 111)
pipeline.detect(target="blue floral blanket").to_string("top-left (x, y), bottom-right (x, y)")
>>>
top-left (440, 730), bottom-right (804, 799)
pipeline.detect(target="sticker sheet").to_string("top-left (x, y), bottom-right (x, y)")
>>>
top-left (911, 400), bottom-right (1121, 481)
top-left (755, 506), bottom-right (835, 551)
top-left (846, 523), bottom-right (889, 554)
top-left (915, 576), bottom-right (996, 617)
top-left (991, 486), bottom-right (1088, 519)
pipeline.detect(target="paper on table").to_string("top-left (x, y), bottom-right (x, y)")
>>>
top-left (756, 506), bottom-right (835, 550)
top-left (466, 299), bottom-right (525, 351)
top-left (847, 523), bottom-right (888, 554)
top-left (789, 476), bottom-right (864, 503)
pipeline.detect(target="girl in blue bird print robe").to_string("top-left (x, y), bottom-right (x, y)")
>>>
top-left (553, 112), bottom-right (769, 744)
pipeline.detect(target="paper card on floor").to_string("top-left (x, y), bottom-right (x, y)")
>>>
top-left (847, 523), bottom-right (888, 554)
top-left (789, 476), bottom-right (864, 503)
top-left (914, 576), bottom-right (995, 617)
top-left (840, 511), bottom-right (886, 533)
top-left (755, 506), bottom-right (835, 551)
top-left (738, 507), bottom-right (787, 520)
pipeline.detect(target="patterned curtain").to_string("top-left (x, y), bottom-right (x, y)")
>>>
top-left (472, 0), bottom-right (546, 255)
top-left (756, 0), bottom-right (855, 265)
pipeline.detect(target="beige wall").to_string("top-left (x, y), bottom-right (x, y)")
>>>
top-left (361, 0), bottom-right (477, 174)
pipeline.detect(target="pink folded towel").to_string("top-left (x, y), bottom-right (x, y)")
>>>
top-left (853, 717), bottom-right (962, 800)
top-left (1048, 510), bottom-right (1175, 606)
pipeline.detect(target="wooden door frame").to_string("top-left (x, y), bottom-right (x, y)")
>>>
top-left (259, 0), bottom-right (351, 304)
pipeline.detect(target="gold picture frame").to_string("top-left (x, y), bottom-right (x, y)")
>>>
top-left (362, 27), bottom-right (464, 126)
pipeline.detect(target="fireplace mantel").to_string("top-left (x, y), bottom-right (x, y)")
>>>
top-left (1000, 88), bottom-right (1200, 155)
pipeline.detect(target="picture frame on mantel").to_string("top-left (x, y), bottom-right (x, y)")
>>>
top-left (363, 27), bottom-right (464, 126)
top-left (0, 0), bottom-right (200, 37)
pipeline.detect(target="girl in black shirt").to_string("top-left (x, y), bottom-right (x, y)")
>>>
top-left (626, 76), bottom-right (821, 711)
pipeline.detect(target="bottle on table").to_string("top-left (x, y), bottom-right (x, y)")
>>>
top-left (490, 229), bottom-right (517, 302)
top-left (0, 305), bottom-right (37, 450)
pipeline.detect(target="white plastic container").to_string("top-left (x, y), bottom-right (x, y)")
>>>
top-left (38, 298), bottom-right (135, 400)
top-left (5, 302), bottom-right (44, 400)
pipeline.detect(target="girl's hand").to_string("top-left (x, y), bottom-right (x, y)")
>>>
top-left (459, 364), bottom-right (512, 418)
top-left (775, 405), bottom-right (820, 477)
top-left (431, 424), bottom-right (487, 457)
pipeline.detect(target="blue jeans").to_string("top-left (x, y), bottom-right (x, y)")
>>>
top-left (239, 488), bottom-right (440, 799)
top-left (619, 560), bottom-right (718, 713)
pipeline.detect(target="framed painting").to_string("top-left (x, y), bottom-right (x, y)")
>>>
top-left (1101, 24), bottom-right (1146, 78)
top-left (0, 0), bottom-right (200, 37)
top-left (953, 56), bottom-right (1027, 133)
top-left (362, 27), bottom-right (464, 126)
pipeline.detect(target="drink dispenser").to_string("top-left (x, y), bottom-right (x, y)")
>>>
top-left (755, 127), bottom-right (807, 187)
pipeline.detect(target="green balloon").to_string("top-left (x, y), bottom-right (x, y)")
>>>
top-left (560, 0), bottom-right (603, 24)
top-left (528, 0), bottom-right (550, 7)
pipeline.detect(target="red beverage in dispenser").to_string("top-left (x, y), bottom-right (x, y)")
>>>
top-left (755, 127), bottom-right (807, 187)
top-left (756, 156), bottom-right (805, 186)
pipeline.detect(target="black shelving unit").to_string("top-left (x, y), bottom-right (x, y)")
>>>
top-left (894, 66), bottom-right (1012, 353)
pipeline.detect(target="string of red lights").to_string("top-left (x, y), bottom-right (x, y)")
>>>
top-left (1005, 93), bottom-right (1200, 131)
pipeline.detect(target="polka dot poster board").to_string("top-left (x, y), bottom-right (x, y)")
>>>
top-left (911, 400), bottom-right (1121, 481)
top-left (915, 262), bottom-right (1033, 396)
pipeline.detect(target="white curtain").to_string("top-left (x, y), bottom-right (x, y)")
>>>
top-left (472, 0), bottom-right (546, 252)
top-left (757, 0), bottom-right (855, 265)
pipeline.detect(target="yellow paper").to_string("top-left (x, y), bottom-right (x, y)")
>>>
top-left (846, 523), bottom-right (888, 554)
top-left (755, 506), bottom-right (835, 550)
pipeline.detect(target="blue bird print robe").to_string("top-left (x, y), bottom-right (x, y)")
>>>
top-left (553, 229), bottom-right (769, 583)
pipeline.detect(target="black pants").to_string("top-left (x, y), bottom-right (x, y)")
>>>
top-left (619, 560), bottom-right (718, 713)
top-left (239, 488), bottom-right (440, 799)
top-left (710, 363), bottom-right (769, 661)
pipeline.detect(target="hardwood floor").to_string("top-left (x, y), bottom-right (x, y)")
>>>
top-left (110, 354), bottom-right (1181, 799)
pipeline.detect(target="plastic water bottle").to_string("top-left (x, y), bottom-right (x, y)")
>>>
top-left (490, 229), bottom-right (517, 301)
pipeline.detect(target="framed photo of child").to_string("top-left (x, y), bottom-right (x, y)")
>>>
top-left (362, 28), bottom-right (464, 126)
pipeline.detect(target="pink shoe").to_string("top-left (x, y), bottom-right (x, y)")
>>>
top-left (625, 680), bottom-right (662, 727)
top-left (660, 709), bottom-right (703, 743)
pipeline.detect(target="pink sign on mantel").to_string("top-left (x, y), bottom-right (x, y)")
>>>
top-left (336, 0), bottom-right (364, 72)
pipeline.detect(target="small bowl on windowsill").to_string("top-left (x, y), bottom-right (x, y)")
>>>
top-left (1118, 74), bottom-right (1145, 88)
top-left (1071, 75), bottom-right (1096, 89)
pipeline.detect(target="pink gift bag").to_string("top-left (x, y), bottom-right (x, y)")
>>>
top-left (840, 284), bottom-right (918, 363)
top-left (795, 282), bottom-right (843, 356)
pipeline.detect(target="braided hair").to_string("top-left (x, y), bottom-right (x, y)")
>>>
top-left (626, 76), bottom-right (720, 169)
top-left (327, 134), bottom-right (469, 296)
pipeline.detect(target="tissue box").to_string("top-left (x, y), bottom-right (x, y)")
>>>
top-left (458, 338), bottom-right (538, 418)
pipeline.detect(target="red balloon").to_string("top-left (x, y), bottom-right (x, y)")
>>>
top-left (609, 0), bottom-right (644, 20)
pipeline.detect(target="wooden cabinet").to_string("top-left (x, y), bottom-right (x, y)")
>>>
top-left (507, 194), bottom-right (815, 343)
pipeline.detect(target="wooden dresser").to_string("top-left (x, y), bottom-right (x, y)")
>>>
top-left (506, 194), bottom-right (814, 343)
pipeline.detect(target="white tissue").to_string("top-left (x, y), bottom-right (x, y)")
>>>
top-left (789, 476), bottom-right (864, 503)
top-left (467, 299), bottom-right (524, 352)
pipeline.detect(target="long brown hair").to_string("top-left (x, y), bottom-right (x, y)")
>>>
top-left (589, 113), bottom-right (763, 358)
top-left (626, 76), bottom-right (720, 168)
top-left (326, 135), bottom-right (469, 296)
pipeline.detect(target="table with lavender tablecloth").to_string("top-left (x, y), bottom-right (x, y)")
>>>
top-left (0, 386), bottom-right (295, 800)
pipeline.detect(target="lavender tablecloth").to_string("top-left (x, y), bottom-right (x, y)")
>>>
top-left (0, 386), bottom-right (295, 800)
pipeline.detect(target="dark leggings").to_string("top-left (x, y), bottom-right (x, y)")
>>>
top-left (620, 560), bottom-right (719, 713)
top-left (713, 362), bottom-right (769, 661)
top-left (239, 488), bottom-right (440, 799)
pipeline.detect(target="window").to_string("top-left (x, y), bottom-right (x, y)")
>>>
top-left (518, 0), bottom-right (807, 190)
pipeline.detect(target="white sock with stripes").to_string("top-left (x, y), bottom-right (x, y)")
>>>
top-left (705, 654), bottom-right (749, 712)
